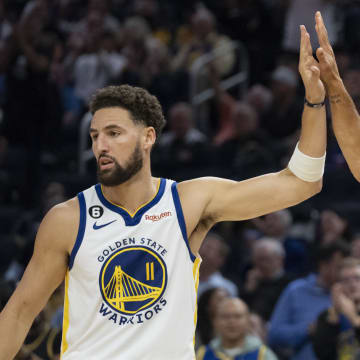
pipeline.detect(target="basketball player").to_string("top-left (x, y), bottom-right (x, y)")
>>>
top-left (315, 11), bottom-right (360, 182)
top-left (0, 25), bottom-right (326, 360)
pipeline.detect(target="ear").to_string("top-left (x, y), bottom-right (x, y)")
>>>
top-left (143, 127), bottom-right (156, 151)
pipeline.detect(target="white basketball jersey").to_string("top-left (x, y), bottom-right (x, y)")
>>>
top-left (60, 178), bottom-right (201, 360)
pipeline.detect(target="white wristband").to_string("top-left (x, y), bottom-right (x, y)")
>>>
top-left (288, 142), bottom-right (326, 182)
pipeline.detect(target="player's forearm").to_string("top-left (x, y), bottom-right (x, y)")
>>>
top-left (328, 80), bottom-right (360, 181)
top-left (0, 307), bottom-right (34, 360)
top-left (298, 102), bottom-right (327, 158)
top-left (285, 103), bottom-right (326, 199)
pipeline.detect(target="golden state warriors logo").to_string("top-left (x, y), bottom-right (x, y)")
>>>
top-left (99, 246), bottom-right (167, 315)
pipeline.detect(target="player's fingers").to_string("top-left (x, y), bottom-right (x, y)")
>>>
top-left (316, 47), bottom-right (334, 70)
top-left (315, 11), bottom-right (332, 51)
top-left (300, 25), bottom-right (313, 60)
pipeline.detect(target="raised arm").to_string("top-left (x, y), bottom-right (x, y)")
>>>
top-left (315, 11), bottom-right (360, 182)
top-left (179, 25), bottom-right (326, 254)
top-left (0, 199), bottom-right (78, 360)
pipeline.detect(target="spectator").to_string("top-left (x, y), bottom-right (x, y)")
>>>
top-left (4, 182), bottom-right (67, 284)
top-left (249, 312), bottom-right (268, 344)
top-left (261, 65), bottom-right (303, 140)
top-left (0, 135), bottom-right (27, 205)
top-left (72, 29), bottom-right (127, 105)
top-left (153, 102), bottom-right (211, 180)
top-left (268, 240), bottom-right (350, 360)
top-left (216, 100), bottom-right (279, 180)
top-left (316, 209), bottom-right (352, 246)
top-left (312, 257), bottom-right (360, 359)
top-left (172, 5), bottom-right (235, 77)
top-left (196, 297), bottom-right (278, 360)
top-left (242, 238), bottom-right (294, 322)
top-left (17, 285), bottom-right (64, 360)
top-left (2, 0), bottom-right (63, 206)
top-left (210, 0), bottom-right (284, 83)
top-left (196, 287), bottom-right (230, 346)
top-left (252, 209), bottom-right (310, 275)
top-left (120, 16), bottom-right (151, 86)
top-left (77, 0), bottom-right (121, 36)
top-left (198, 232), bottom-right (238, 297)
top-left (244, 84), bottom-right (273, 118)
top-left (171, 4), bottom-right (236, 133)
top-left (351, 234), bottom-right (360, 259)
top-left (144, 38), bottom-right (189, 116)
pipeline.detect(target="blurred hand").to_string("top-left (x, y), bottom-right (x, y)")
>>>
top-left (332, 283), bottom-right (360, 326)
top-left (244, 268), bottom-right (262, 292)
top-left (298, 24), bottom-right (325, 103)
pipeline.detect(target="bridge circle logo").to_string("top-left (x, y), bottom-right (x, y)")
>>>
top-left (99, 246), bottom-right (167, 315)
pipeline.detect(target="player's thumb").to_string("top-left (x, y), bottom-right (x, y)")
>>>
top-left (316, 47), bottom-right (326, 62)
top-left (311, 65), bottom-right (320, 79)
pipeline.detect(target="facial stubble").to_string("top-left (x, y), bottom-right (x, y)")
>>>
top-left (97, 141), bottom-right (143, 186)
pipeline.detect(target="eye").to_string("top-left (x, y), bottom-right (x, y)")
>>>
top-left (91, 133), bottom-right (98, 141)
top-left (109, 131), bottom-right (119, 137)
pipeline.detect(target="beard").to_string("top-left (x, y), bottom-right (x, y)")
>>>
top-left (97, 142), bottom-right (143, 186)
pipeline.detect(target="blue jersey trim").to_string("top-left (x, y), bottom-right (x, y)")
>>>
top-left (95, 178), bottom-right (166, 226)
top-left (171, 182), bottom-right (196, 262)
top-left (69, 192), bottom-right (87, 270)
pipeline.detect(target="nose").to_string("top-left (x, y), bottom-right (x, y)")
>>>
top-left (94, 133), bottom-right (110, 154)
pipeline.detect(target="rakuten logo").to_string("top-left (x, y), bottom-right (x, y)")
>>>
top-left (145, 212), bottom-right (172, 222)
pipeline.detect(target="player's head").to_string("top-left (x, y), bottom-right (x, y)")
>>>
top-left (89, 85), bottom-right (166, 186)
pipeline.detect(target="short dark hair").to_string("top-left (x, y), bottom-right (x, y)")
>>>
top-left (89, 85), bottom-right (166, 142)
top-left (316, 240), bottom-right (350, 266)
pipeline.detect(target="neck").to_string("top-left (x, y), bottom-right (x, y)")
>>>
top-left (101, 168), bottom-right (157, 214)
top-left (222, 335), bottom-right (245, 349)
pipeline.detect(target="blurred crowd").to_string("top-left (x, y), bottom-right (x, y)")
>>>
top-left (1, 0), bottom-right (360, 359)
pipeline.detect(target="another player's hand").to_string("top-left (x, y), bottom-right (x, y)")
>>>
top-left (315, 11), bottom-right (342, 89)
top-left (298, 24), bottom-right (325, 103)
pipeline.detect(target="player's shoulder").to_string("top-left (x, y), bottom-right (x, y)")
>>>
top-left (46, 196), bottom-right (79, 221)
top-left (40, 197), bottom-right (80, 235)
top-left (35, 197), bottom-right (80, 253)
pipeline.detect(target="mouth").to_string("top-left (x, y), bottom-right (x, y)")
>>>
top-left (99, 156), bottom-right (115, 170)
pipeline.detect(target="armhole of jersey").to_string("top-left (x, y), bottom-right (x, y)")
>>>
top-left (171, 182), bottom-right (196, 263)
top-left (68, 192), bottom-right (87, 270)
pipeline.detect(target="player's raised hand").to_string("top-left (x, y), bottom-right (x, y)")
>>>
top-left (298, 24), bottom-right (325, 103)
top-left (315, 11), bottom-right (342, 89)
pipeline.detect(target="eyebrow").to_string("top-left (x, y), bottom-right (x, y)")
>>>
top-left (89, 124), bottom-right (122, 134)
